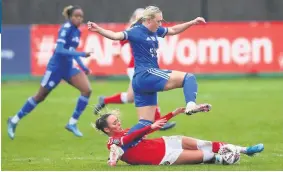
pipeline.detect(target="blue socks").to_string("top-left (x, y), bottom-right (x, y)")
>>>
top-left (12, 97), bottom-right (38, 124)
top-left (71, 95), bottom-right (89, 121)
top-left (12, 95), bottom-right (90, 125)
top-left (17, 97), bottom-right (37, 119)
top-left (182, 73), bottom-right (198, 103)
top-left (127, 119), bottom-right (153, 134)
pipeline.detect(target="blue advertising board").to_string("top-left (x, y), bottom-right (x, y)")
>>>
top-left (1, 26), bottom-right (31, 75)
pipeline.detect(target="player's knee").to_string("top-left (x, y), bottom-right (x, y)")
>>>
top-left (33, 94), bottom-right (47, 103)
top-left (127, 93), bottom-right (134, 103)
top-left (81, 88), bottom-right (92, 97)
top-left (127, 96), bottom-right (134, 103)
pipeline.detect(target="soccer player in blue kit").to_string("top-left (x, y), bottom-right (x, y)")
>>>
top-left (7, 5), bottom-right (92, 139)
top-left (87, 6), bottom-right (211, 133)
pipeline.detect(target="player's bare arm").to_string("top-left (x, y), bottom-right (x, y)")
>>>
top-left (87, 21), bottom-right (124, 40)
top-left (167, 17), bottom-right (206, 35)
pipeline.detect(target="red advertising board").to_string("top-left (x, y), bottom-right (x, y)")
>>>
top-left (31, 22), bottom-right (283, 76)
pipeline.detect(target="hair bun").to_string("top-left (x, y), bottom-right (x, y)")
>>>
top-left (62, 5), bottom-right (73, 19)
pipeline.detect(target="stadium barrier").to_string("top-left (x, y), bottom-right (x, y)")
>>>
top-left (2, 22), bottom-right (283, 81)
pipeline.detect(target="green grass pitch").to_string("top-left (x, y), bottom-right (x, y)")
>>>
top-left (2, 78), bottom-right (283, 170)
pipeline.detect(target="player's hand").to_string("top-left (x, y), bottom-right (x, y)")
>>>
top-left (108, 160), bottom-right (116, 167)
top-left (151, 119), bottom-right (167, 130)
top-left (172, 107), bottom-right (186, 116)
top-left (192, 17), bottom-right (206, 25)
top-left (84, 68), bottom-right (91, 75)
top-left (113, 54), bottom-right (122, 59)
top-left (85, 52), bottom-right (93, 57)
top-left (87, 21), bottom-right (100, 32)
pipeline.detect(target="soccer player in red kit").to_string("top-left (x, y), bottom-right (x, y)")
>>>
top-left (95, 108), bottom-right (264, 166)
top-left (93, 8), bottom-right (176, 131)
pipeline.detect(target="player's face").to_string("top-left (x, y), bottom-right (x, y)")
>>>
top-left (106, 115), bottom-right (122, 134)
top-left (150, 12), bottom-right (163, 31)
top-left (71, 9), bottom-right (84, 26)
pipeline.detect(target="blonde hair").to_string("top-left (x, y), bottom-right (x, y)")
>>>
top-left (129, 8), bottom-right (145, 24)
top-left (130, 6), bottom-right (162, 27)
top-left (62, 5), bottom-right (74, 19)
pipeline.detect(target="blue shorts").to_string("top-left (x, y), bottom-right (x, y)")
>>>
top-left (132, 68), bottom-right (172, 107)
top-left (40, 67), bottom-right (81, 90)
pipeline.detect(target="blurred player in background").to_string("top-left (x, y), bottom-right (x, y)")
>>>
top-left (7, 5), bottom-right (92, 139)
top-left (88, 5), bottom-right (210, 135)
top-left (93, 8), bottom-right (176, 131)
top-left (95, 109), bottom-right (264, 166)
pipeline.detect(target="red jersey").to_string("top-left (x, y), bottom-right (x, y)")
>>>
top-left (121, 138), bottom-right (165, 165)
top-left (119, 40), bottom-right (134, 68)
top-left (107, 129), bottom-right (165, 165)
top-left (106, 112), bottom-right (174, 165)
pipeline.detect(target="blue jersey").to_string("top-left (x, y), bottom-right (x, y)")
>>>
top-left (122, 24), bottom-right (168, 73)
top-left (47, 21), bottom-right (86, 71)
top-left (41, 21), bottom-right (88, 90)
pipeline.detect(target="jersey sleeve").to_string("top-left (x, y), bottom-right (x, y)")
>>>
top-left (121, 126), bottom-right (151, 145)
top-left (122, 27), bottom-right (138, 42)
top-left (54, 24), bottom-right (86, 57)
top-left (54, 44), bottom-right (86, 57)
top-left (57, 22), bottom-right (72, 45)
top-left (73, 56), bottom-right (88, 71)
top-left (107, 126), bottom-right (151, 148)
top-left (147, 112), bottom-right (174, 134)
top-left (156, 26), bottom-right (168, 38)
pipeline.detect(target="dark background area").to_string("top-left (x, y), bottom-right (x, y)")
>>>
top-left (3, 0), bottom-right (283, 24)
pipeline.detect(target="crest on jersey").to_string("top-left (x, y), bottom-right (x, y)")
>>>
top-left (60, 30), bottom-right (67, 37)
top-left (109, 138), bottom-right (121, 145)
top-left (112, 139), bottom-right (121, 145)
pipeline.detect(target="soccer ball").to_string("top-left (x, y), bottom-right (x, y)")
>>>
top-left (217, 144), bottom-right (240, 165)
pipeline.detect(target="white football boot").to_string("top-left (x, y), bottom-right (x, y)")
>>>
top-left (185, 102), bottom-right (212, 115)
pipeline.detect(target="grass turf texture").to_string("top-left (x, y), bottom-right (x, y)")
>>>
top-left (2, 78), bottom-right (283, 170)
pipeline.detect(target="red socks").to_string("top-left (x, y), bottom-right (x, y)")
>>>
top-left (104, 93), bottom-right (123, 104)
top-left (212, 142), bottom-right (226, 153)
top-left (154, 107), bottom-right (161, 121)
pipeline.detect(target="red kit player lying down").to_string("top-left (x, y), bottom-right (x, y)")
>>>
top-left (95, 108), bottom-right (264, 166)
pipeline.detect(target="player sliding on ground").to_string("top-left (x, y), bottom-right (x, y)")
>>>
top-left (95, 108), bottom-right (264, 166)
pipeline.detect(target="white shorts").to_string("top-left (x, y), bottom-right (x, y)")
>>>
top-left (159, 136), bottom-right (183, 165)
top-left (127, 68), bottom-right (135, 81)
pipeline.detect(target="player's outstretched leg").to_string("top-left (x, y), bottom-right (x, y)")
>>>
top-left (164, 71), bottom-right (211, 115)
top-left (67, 71), bottom-right (92, 137)
top-left (7, 86), bottom-right (50, 140)
top-left (94, 82), bottom-right (135, 114)
top-left (175, 137), bottom-right (264, 165)
top-left (182, 137), bottom-right (264, 156)
top-left (182, 73), bottom-right (211, 115)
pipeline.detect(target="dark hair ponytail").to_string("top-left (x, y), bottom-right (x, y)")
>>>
top-left (95, 113), bottom-right (112, 134)
top-left (62, 5), bottom-right (81, 19)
